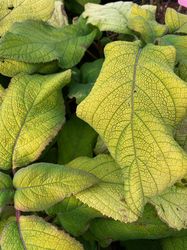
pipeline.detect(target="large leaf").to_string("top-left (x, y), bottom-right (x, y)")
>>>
top-left (47, 196), bottom-right (101, 236)
top-left (165, 8), bottom-right (187, 34)
top-left (83, 2), bottom-right (133, 34)
top-left (67, 155), bottom-right (136, 222)
top-left (150, 186), bottom-right (187, 230)
top-left (0, 172), bottom-right (13, 208)
top-left (162, 236), bottom-right (187, 250)
top-left (0, 85), bottom-right (5, 105)
top-left (1, 215), bottom-right (83, 249)
top-left (0, 18), bottom-right (96, 68)
top-left (58, 116), bottom-right (97, 164)
top-left (77, 41), bottom-right (187, 219)
top-left (13, 162), bottom-right (99, 211)
top-left (0, 0), bottom-right (55, 36)
top-left (0, 70), bottom-right (71, 170)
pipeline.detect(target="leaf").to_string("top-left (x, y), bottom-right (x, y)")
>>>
top-left (69, 82), bottom-right (94, 104)
top-left (94, 136), bottom-right (109, 155)
top-left (1, 215), bottom-right (83, 250)
top-left (48, 0), bottom-right (68, 27)
top-left (162, 236), bottom-right (187, 250)
top-left (67, 154), bottom-right (136, 222)
top-left (76, 0), bottom-right (100, 6)
top-left (127, 4), bottom-right (167, 43)
top-left (178, 60), bottom-right (187, 81)
top-left (83, 2), bottom-right (133, 34)
top-left (0, 85), bottom-right (5, 105)
top-left (165, 8), bottom-right (187, 34)
top-left (58, 116), bottom-right (97, 164)
top-left (77, 41), bottom-right (187, 219)
top-left (159, 35), bottom-right (187, 62)
top-left (87, 205), bottom-right (187, 246)
top-left (124, 240), bottom-right (162, 250)
top-left (0, 70), bottom-right (71, 170)
top-left (47, 196), bottom-right (101, 236)
top-left (175, 117), bottom-right (187, 151)
top-left (0, 0), bottom-right (55, 36)
top-left (14, 162), bottom-right (99, 211)
top-left (0, 18), bottom-right (96, 68)
top-left (0, 172), bottom-right (13, 208)
top-left (150, 186), bottom-right (187, 230)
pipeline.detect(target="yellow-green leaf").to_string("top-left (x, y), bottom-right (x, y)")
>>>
top-left (1, 215), bottom-right (83, 250)
top-left (162, 236), bottom-right (187, 250)
top-left (48, 0), bottom-right (68, 27)
top-left (83, 2), bottom-right (133, 34)
top-left (0, 85), bottom-right (5, 105)
top-left (0, 70), bottom-right (71, 170)
top-left (13, 162), bottom-right (99, 211)
top-left (165, 8), bottom-right (187, 34)
top-left (150, 186), bottom-right (187, 230)
top-left (77, 41), bottom-right (187, 219)
top-left (0, 0), bottom-right (55, 36)
top-left (67, 155), bottom-right (137, 222)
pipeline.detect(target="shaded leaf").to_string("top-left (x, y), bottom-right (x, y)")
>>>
top-left (13, 162), bottom-right (99, 211)
top-left (77, 41), bottom-right (187, 220)
top-left (165, 8), bottom-right (187, 34)
top-left (162, 236), bottom-right (187, 250)
top-left (48, 0), bottom-right (68, 27)
top-left (0, 172), bottom-right (13, 208)
top-left (1, 215), bottom-right (83, 250)
top-left (58, 117), bottom-right (97, 164)
top-left (0, 18), bottom-right (96, 68)
top-left (0, 70), bottom-right (71, 170)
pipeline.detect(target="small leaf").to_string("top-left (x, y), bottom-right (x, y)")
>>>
top-left (48, 0), bottom-right (68, 27)
top-left (178, 60), bottom-right (187, 81)
top-left (67, 155), bottom-right (136, 222)
top-left (1, 215), bottom-right (83, 250)
top-left (0, 18), bottom-right (96, 68)
top-left (13, 162), bottom-right (99, 211)
top-left (77, 41), bottom-right (187, 219)
top-left (150, 186), bottom-right (187, 230)
top-left (0, 0), bottom-right (56, 36)
top-left (159, 35), bottom-right (187, 63)
top-left (162, 236), bottom-right (187, 250)
top-left (83, 2), bottom-right (133, 34)
top-left (0, 172), bottom-right (14, 208)
top-left (47, 196), bottom-right (101, 236)
top-left (0, 70), bottom-right (71, 170)
top-left (58, 117), bottom-right (97, 164)
top-left (165, 8), bottom-right (187, 34)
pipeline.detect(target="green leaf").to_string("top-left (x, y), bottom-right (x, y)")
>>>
top-left (83, 2), bottom-right (133, 34)
top-left (165, 8), bottom-right (187, 34)
top-left (150, 186), bottom-right (187, 230)
top-left (178, 60), bottom-right (187, 82)
top-left (13, 162), bottom-right (99, 211)
top-left (58, 116), bottom-right (97, 164)
top-left (77, 41), bottom-right (187, 220)
top-left (127, 4), bottom-right (167, 43)
top-left (87, 205), bottom-right (187, 246)
top-left (0, 0), bottom-right (55, 36)
top-left (162, 236), bottom-right (187, 250)
top-left (175, 117), bottom-right (187, 151)
top-left (1, 215), bottom-right (83, 250)
top-left (47, 196), bottom-right (101, 236)
top-left (159, 35), bottom-right (187, 62)
top-left (76, 0), bottom-right (100, 6)
top-left (67, 155), bottom-right (136, 222)
top-left (0, 18), bottom-right (96, 68)
top-left (124, 239), bottom-right (162, 250)
top-left (0, 70), bottom-right (71, 170)
top-left (0, 172), bottom-right (13, 208)
top-left (94, 136), bottom-right (109, 155)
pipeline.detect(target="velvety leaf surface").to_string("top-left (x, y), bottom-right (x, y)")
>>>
top-left (47, 196), bottom-right (101, 236)
top-left (0, 70), bottom-right (71, 170)
top-left (150, 186), bottom-right (187, 230)
top-left (162, 236), bottom-right (187, 250)
top-left (58, 116), bottom-right (97, 164)
top-left (0, 18), bottom-right (96, 68)
top-left (1, 216), bottom-right (83, 250)
top-left (0, 0), bottom-right (55, 36)
top-left (165, 8), bottom-right (187, 34)
top-left (67, 155), bottom-right (136, 222)
top-left (83, 2), bottom-right (133, 34)
top-left (77, 41), bottom-right (187, 219)
top-left (0, 172), bottom-right (13, 208)
top-left (13, 162), bottom-right (99, 211)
